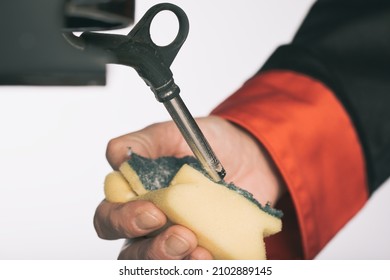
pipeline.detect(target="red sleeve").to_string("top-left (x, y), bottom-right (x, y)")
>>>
top-left (211, 70), bottom-right (369, 259)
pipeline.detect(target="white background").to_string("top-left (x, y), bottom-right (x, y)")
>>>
top-left (0, 0), bottom-right (389, 259)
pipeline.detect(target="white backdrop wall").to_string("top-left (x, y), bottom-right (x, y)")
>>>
top-left (0, 0), bottom-right (389, 259)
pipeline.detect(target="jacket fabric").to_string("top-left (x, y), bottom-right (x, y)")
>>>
top-left (212, 0), bottom-right (390, 259)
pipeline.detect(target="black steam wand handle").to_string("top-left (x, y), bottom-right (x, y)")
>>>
top-left (80, 3), bottom-right (226, 182)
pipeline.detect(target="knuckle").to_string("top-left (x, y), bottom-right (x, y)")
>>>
top-left (106, 138), bottom-right (122, 157)
top-left (139, 238), bottom-right (165, 260)
top-left (93, 202), bottom-right (112, 240)
top-left (106, 137), bottom-right (128, 169)
top-left (109, 204), bottom-right (134, 237)
top-left (106, 137), bottom-right (122, 153)
top-left (118, 238), bottom-right (160, 260)
top-left (110, 201), bottom-right (154, 238)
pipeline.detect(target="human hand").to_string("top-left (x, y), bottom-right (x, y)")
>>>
top-left (94, 116), bottom-right (285, 259)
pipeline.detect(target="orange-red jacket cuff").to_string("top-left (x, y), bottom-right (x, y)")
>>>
top-left (212, 70), bottom-right (368, 259)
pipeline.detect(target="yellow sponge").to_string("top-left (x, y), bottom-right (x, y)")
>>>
top-left (103, 154), bottom-right (282, 259)
top-left (104, 171), bottom-right (137, 203)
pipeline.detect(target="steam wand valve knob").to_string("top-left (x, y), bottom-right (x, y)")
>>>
top-left (79, 3), bottom-right (226, 182)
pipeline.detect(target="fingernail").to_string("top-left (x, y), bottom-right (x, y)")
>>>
top-left (165, 234), bottom-right (190, 256)
top-left (135, 211), bottom-right (161, 230)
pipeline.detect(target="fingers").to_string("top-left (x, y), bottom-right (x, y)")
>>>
top-left (94, 200), bottom-right (167, 240)
top-left (186, 246), bottom-right (214, 260)
top-left (118, 225), bottom-right (213, 260)
top-left (94, 200), bottom-right (213, 260)
top-left (101, 118), bottom-right (221, 260)
top-left (106, 121), bottom-right (190, 170)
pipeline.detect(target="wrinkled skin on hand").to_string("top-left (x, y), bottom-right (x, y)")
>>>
top-left (94, 116), bottom-right (285, 260)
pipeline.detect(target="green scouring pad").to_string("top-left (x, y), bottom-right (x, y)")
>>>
top-left (104, 152), bottom-right (283, 259)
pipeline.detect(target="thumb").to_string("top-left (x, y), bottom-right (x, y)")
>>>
top-left (105, 121), bottom-right (190, 170)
